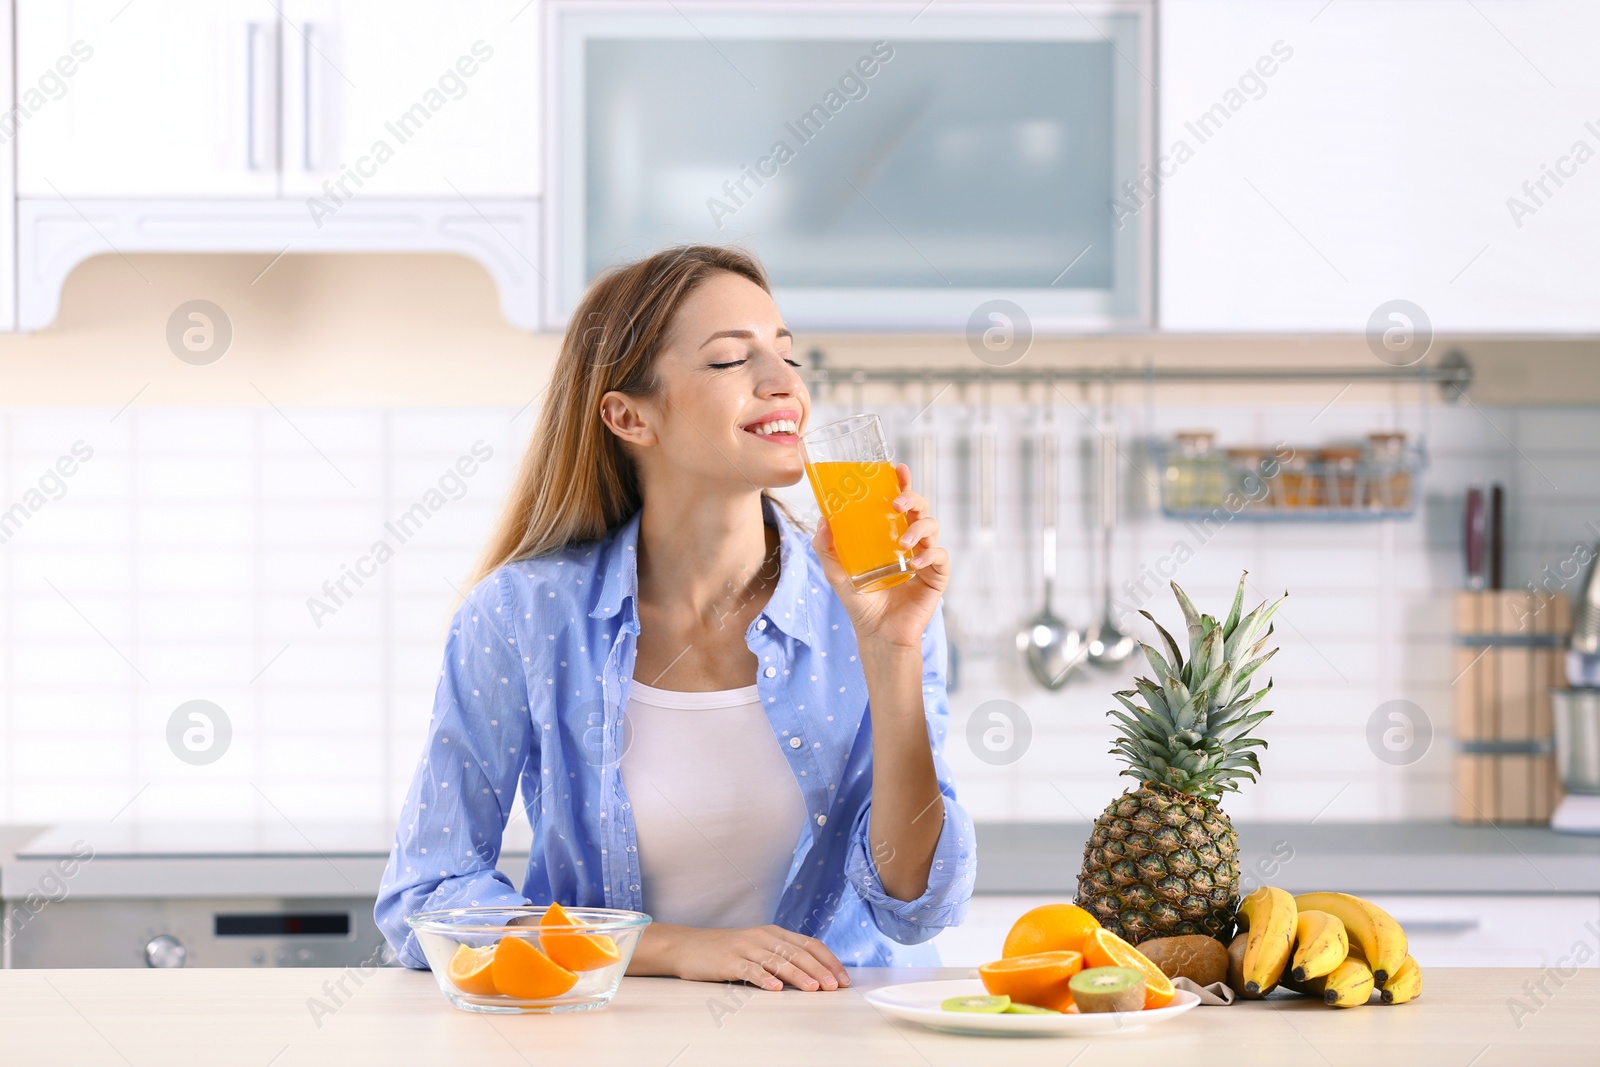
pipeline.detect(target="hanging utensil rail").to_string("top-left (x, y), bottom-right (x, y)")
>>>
top-left (803, 349), bottom-right (1473, 401)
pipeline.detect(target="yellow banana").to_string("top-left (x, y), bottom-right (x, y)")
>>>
top-left (1380, 954), bottom-right (1422, 1004)
top-left (1283, 956), bottom-right (1375, 1007)
top-left (1235, 886), bottom-right (1296, 996)
top-left (1293, 892), bottom-right (1407, 987)
top-left (1226, 932), bottom-right (1267, 999)
top-left (1290, 909), bottom-right (1349, 982)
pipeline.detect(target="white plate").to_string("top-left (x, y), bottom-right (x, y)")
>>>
top-left (863, 979), bottom-right (1201, 1037)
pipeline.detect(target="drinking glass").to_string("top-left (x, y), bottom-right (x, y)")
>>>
top-left (801, 414), bottom-right (914, 592)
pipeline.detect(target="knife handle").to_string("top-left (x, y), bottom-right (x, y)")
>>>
top-left (1465, 487), bottom-right (1486, 590)
top-left (1489, 483), bottom-right (1504, 591)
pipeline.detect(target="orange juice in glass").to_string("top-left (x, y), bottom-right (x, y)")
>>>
top-left (801, 414), bottom-right (914, 592)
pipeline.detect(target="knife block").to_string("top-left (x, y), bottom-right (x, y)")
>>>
top-left (1452, 591), bottom-right (1569, 824)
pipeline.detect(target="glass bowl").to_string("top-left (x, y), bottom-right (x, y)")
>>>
top-left (408, 905), bottom-right (652, 1014)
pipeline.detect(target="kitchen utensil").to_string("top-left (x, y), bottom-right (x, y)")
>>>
top-left (1087, 406), bottom-right (1135, 669)
top-left (409, 905), bottom-right (650, 1013)
top-left (1552, 689), bottom-right (1600, 794)
top-left (1551, 688), bottom-right (1600, 834)
top-left (1489, 483), bottom-right (1504, 591)
top-left (1572, 542), bottom-right (1600, 657)
top-left (965, 395), bottom-right (1007, 657)
top-left (1018, 415), bottom-right (1081, 689)
top-left (920, 405), bottom-right (959, 692)
top-left (1464, 487), bottom-right (1486, 590)
top-left (863, 979), bottom-right (1200, 1037)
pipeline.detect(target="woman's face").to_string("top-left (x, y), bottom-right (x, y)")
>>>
top-left (610, 270), bottom-right (812, 494)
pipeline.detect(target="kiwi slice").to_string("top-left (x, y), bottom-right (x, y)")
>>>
top-left (941, 994), bottom-right (1011, 1013)
top-left (1068, 967), bottom-right (1146, 1013)
top-left (1002, 1002), bottom-right (1061, 1014)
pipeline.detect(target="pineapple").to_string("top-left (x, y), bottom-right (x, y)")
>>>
top-left (1076, 573), bottom-right (1286, 945)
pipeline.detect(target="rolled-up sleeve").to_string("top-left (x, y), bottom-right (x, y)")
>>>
top-left (375, 571), bottom-right (535, 969)
top-left (842, 602), bottom-right (976, 945)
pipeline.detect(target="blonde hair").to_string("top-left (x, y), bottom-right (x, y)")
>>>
top-left (471, 245), bottom-right (802, 584)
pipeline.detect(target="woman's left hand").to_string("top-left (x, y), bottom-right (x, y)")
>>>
top-left (812, 462), bottom-right (950, 652)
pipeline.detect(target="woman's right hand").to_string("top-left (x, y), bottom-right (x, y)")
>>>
top-left (631, 922), bottom-right (851, 991)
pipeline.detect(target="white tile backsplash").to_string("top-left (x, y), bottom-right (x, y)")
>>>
top-left (1, 402), bottom-right (1597, 826)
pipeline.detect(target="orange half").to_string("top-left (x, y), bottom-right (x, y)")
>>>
top-left (491, 935), bottom-right (578, 1000)
top-left (978, 949), bottom-right (1084, 1012)
top-left (1001, 903), bottom-right (1101, 959)
top-left (447, 943), bottom-right (498, 996)
top-left (1081, 927), bottom-right (1175, 1009)
top-left (540, 901), bottom-right (622, 972)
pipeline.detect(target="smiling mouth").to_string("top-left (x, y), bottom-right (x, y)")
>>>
top-left (743, 416), bottom-right (800, 443)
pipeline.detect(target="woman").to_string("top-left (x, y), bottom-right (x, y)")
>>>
top-left (374, 245), bottom-right (975, 991)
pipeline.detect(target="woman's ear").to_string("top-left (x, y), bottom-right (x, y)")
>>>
top-left (599, 390), bottom-right (657, 448)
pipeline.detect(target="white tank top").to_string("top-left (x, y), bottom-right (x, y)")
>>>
top-left (619, 678), bottom-right (807, 929)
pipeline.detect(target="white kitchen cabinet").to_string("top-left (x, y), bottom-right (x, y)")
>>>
top-left (17, 0), bottom-right (280, 198)
top-left (1158, 0), bottom-right (1600, 332)
top-left (279, 0), bottom-right (540, 199)
top-left (0, 1), bottom-right (15, 331)
top-left (11, 0), bottom-right (543, 330)
top-left (935, 893), bottom-right (1600, 970)
top-left (19, 0), bottom-right (539, 200)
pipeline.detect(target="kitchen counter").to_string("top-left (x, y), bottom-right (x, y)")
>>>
top-left (977, 821), bottom-right (1600, 894)
top-left (5, 820), bottom-right (1597, 898)
top-left (0, 966), bottom-right (1590, 1065)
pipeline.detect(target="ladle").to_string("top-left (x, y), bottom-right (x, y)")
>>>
top-left (1019, 411), bottom-right (1082, 689)
top-left (1086, 404), bottom-right (1135, 669)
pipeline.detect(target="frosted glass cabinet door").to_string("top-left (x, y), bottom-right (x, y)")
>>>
top-left (548, 2), bottom-right (1154, 331)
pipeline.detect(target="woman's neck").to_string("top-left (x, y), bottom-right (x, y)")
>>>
top-left (635, 488), bottom-right (779, 625)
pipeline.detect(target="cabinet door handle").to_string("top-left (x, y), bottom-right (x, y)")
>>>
top-left (302, 22), bottom-right (319, 172)
top-left (246, 21), bottom-right (280, 172)
top-left (1396, 919), bottom-right (1480, 935)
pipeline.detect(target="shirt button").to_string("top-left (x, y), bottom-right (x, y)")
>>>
top-left (764, 667), bottom-right (777, 678)
top-left (789, 737), bottom-right (802, 749)
top-left (815, 814), bottom-right (827, 826)
top-left (757, 619), bottom-right (768, 630)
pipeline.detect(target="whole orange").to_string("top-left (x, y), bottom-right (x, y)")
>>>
top-left (978, 949), bottom-right (1084, 1012)
top-left (1001, 903), bottom-right (1101, 958)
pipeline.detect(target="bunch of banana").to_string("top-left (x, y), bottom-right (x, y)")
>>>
top-left (1225, 888), bottom-right (1422, 1007)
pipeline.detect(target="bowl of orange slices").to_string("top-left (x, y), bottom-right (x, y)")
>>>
top-left (408, 903), bottom-right (651, 1014)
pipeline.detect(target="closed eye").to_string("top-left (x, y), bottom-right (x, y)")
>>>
top-left (708, 358), bottom-right (801, 369)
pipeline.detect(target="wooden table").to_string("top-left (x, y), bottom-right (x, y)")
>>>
top-left (0, 966), bottom-right (1592, 1065)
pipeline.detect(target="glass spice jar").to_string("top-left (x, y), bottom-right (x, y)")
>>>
top-left (1226, 447), bottom-right (1271, 508)
top-left (1277, 450), bottom-right (1312, 508)
top-left (1320, 446), bottom-right (1363, 509)
top-left (1167, 431), bottom-right (1227, 509)
top-left (1365, 432), bottom-right (1411, 510)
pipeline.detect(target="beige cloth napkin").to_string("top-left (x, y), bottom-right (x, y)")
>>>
top-left (962, 969), bottom-right (1235, 1005)
top-left (1172, 977), bottom-right (1235, 1005)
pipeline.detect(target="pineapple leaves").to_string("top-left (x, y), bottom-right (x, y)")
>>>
top-left (1221, 571), bottom-right (1247, 639)
top-left (1170, 581), bottom-right (1205, 660)
top-left (1138, 639), bottom-right (1173, 684)
top-left (1139, 611), bottom-right (1185, 675)
top-left (1110, 572), bottom-right (1284, 798)
top-left (1223, 590), bottom-right (1288, 665)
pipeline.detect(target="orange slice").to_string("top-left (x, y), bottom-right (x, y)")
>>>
top-left (978, 949), bottom-right (1084, 1012)
top-left (1081, 927), bottom-right (1175, 1009)
top-left (1001, 903), bottom-right (1101, 959)
top-left (447, 943), bottom-right (499, 996)
top-left (491, 936), bottom-right (578, 1000)
top-left (540, 901), bottom-right (622, 972)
